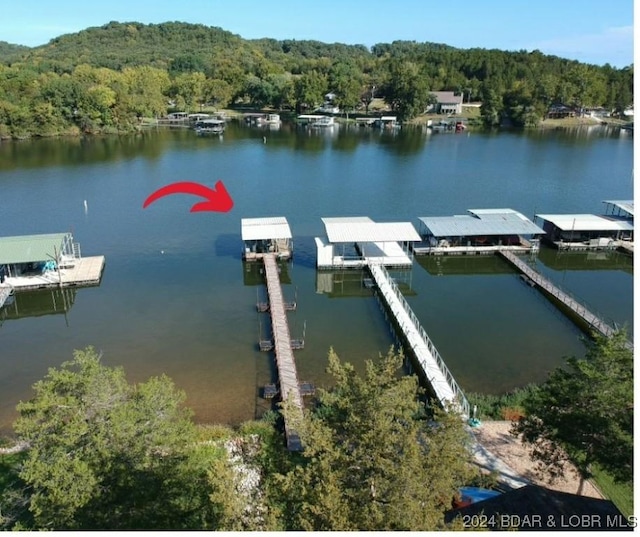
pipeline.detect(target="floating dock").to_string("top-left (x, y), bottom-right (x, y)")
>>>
top-left (261, 253), bottom-right (304, 451)
top-left (413, 209), bottom-right (544, 256)
top-left (0, 232), bottom-right (105, 291)
top-left (498, 250), bottom-right (632, 348)
top-left (369, 263), bottom-right (470, 418)
top-left (315, 216), bottom-right (420, 269)
top-left (4, 256), bottom-right (105, 291)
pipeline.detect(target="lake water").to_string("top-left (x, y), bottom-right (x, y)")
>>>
top-left (0, 122), bottom-right (633, 433)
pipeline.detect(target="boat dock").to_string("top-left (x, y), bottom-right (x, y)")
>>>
top-left (5, 256), bottom-right (106, 291)
top-left (368, 263), bottom-right (470, 418)
top-left (498, 250), bottom-right (631, 347)
top-left (261, 253), bottom-right (304, 451)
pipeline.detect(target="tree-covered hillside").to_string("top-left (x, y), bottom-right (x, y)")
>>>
top-left (0, 21), bottom-right (633, 138)
top-left (0, 41), bottom-right (30, 64)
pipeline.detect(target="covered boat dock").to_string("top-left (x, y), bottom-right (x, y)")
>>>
top-left (534, 211), bottom-right (633, 251)
top-left (0, 232), bottom-right (105, 291)
top-left (241, 217), bottom-right (293, 261)
top-left (414, 209), bottom-right (544, 255)
top-left (315, 217), bottom-right (421, 269)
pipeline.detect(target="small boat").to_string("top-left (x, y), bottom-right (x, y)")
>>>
top-left (257, 113), bottom-right (281, 125)
top-left (311, 116), bottom-right (335, 128)
top-left (194, 119), bottom-right (225, 135)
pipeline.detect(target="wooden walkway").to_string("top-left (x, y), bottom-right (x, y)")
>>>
top-left (369, 264), bottom-right (470, 418)
top-left (262, 254), bottom-right (304, 451)
top-left (499, 250), bottom-right (631, 348)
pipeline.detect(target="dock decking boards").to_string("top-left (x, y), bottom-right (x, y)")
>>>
top-left (368, 264), bottom-right (470, 418)
top-left (262, 253), bottom-right (304, 451)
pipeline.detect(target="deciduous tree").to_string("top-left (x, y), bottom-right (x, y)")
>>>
top-left (512, 332), bottom-right (633, 485)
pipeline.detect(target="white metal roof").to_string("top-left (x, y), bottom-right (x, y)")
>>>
top-left (241, 217), bottom-right (292, 241)
top-left (602, 200), bottom-right (634, 216)
top-left (535, 214), bottom-right (634, 232)
top-left (419, 209), bottom-right (544, 237)
top-left (321, 217), bottom-right (420, 243)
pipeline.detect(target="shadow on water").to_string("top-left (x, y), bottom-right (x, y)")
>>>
top-left (214, 233), bottom-right (243, 259)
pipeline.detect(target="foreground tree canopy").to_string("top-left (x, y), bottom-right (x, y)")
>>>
top-left (271, 348), bottom-right (474, 530)
top-left (512, 331), bottom-right (633, 485)
top-left (0, 21), bottom-right (633, 136)
top-left (1, 346), bottom-right (477, 530)
top-left (6, 347), bottom-right (237, 530)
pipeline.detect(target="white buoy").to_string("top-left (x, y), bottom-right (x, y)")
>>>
top-left (83, 200), bottom-right (88, 214)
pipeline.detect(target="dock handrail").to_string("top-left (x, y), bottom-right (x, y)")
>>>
top-left (499, 250), bottom-right (630, 345)
top-left (370, 264), bottom-right (471, 418)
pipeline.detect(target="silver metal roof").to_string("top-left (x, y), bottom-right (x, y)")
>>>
top-left (535, 214), bottom-right (634, 232)
top-left (419, 209), bottom-right (544, 237)
top-left (321, 217), bottom-right (421, 243)
top-left (241, 217), bottom-right (292, 241)
top-left (602, 200), bottom-right (634, 216)
top-left (0, 233), bottom-right (71, 264)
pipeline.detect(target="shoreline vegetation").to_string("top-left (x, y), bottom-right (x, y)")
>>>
top-left (0, 105), bottom-right (630, 141)
top-left (0, 21), bottom-right (633, 141)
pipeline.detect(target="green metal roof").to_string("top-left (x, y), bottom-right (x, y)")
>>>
top-left (0, 233), bottom-right (70, 264)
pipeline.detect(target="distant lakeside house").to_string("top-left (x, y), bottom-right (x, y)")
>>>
top-left (428, 91), bottom-right (464, 115)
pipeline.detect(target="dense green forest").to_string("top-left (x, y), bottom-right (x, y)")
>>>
top-left (0, 21), bottom-right (633, 138)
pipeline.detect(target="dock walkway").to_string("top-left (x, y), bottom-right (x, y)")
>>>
top-left (499, 250), bottom-right (631, 348)
top-left (262, 253), bottom-right (304, 451)
top-left (369, 264), bottom-right (470, 418)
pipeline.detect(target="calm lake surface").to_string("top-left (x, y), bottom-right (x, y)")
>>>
top-left (0, 122), bottom-right (633, 433)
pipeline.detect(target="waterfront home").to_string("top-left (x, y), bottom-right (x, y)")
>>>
top-left (535, 201), bottom-right (634, 251)
top-left (0, 232), bottom-right (105, 290)
top-left (241, 217), bottom-right (293, 261)
top-left (428, 91), bottom-right (464, 115)
top-left (315, 216), bottom-right (420, 269)
top-left (414, 209), bottom-right (544, 255)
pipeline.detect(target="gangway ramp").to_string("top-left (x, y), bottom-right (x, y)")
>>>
top-left (262, 253), bottom-right (304, 451)
top-left (368, 264), bottom-right (470, 418)
top-left (498, 250), bottom-right (632, 349)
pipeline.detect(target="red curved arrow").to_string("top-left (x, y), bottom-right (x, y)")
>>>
top-left (143, 180), bottom-right (233, 213)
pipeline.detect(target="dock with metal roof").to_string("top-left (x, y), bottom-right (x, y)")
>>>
top-left (535, 205), bottom-right (633, 251)
top-left (241, 217), bottom-right (293, 261)
top-left (260, 253), bottom-right (304, 451)
top-left (414, 209), bottom-right (545, 255)
top-left (315, 217), bottom-right (421, 268)
top-left (0, 233), bottom-right (105, 291)
top-left (498, 250), bottom-right (631, 348)
top-left (369, 263), bottom-right (470, 417)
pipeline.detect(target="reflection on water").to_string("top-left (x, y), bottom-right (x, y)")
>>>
top-left (0, 122), bottom-right (632, 434)
top-left (537, 247), bottom-right (633, 274)
top-left (416, 253), bottom-right (519, 276)
top-left (0, 288), bottom-right (77, 325)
